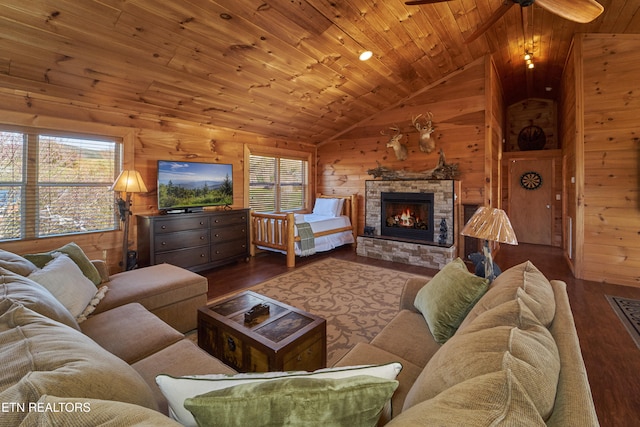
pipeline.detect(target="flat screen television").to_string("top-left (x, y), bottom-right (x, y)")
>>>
top-left (157, 160), bottom-right (233, 212)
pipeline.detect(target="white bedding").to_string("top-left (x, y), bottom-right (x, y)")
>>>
top-left (258, 214), bottom-right (354, 256)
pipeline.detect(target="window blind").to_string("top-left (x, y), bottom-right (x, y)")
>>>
top-left (0, 129), bottom-right (121, 241)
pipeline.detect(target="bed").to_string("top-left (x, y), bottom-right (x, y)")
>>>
top-left (250, 194), bottom-right (358, 267)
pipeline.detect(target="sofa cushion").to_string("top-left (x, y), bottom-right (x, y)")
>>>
top-left (0, 267), bottom-right (80, 330)
top-left (27, 252), bottom-right (103, 318)
top-left (413, 258), bottom-right (489, 343)
top-left (24, 242), bottom-right (102, 285)
top-left (132, 340), bottom-right (238, 415)
top-left (387, 370), bottom-right (545, 427)
top-left (184, 375), bottom-right (398, 427)
top-left (459, 261), bottom-right (555, 331)
top-left (333, 342), bottom-right (423, 424)
top-left (403, 298), bottom-right (560, 420)
top-left (156, 362), bottom-right (402, 427)
top-left (0, 249), bottom-right (38, 276)
top-left (20, 395), bottom-right (182, 427)
top-left (81, 303), bottom-right (184, 364)
top-left (370, 309), bottom-right (440, 368)
top-left (0, 302), bottom-right (157, 426)
top-left (93, 263), bottom-right (207, 314)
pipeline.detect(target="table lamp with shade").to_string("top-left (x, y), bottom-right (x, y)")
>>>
top-left (460, 206), bottom-right (518, 281)
top-left (110, 170), bottom-right (147, 271)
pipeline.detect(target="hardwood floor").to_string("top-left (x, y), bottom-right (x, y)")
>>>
top-left (201, 244), bottom-right (640, 426)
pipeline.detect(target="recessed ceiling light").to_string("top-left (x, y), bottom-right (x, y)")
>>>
top-left (359, 51), bottom-right (373, 61)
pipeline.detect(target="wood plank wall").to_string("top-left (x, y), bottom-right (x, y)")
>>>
top-left (506, 99), bottom-right (558, 152)
top-left (562, 34), bottom-right (640, 287)
top-left (0, 91), bottom-right (314, 273)
top-left (316, 57), bottom-right (495, 238)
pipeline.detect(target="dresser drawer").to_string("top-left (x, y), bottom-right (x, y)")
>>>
top-left (210, 224), bottom-right (247, 242)
top-left (211, 240), bottom-right (248, 261)
top-left (154, 216), bottom-right (209, 234)
top-left (155, 229), bottom-right (209, 252)
top-left (155, 246), bottom-right (209, 269)
top-left (210, 212), bottom-right (248, 227)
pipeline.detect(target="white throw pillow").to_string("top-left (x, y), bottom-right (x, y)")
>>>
top-left (312, 198), bottom-right (339, 217)
top-left (28, 252), bottom-right (100, 318)
top-left (156, 362), bottom-right (403, 427)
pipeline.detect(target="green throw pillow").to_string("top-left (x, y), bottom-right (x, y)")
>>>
top-left (414, 257), bottom-right (489, 344)
top-left (24, 242), bottom-right (102, 286)
top-left (184, 375), bottom-right (399, 427)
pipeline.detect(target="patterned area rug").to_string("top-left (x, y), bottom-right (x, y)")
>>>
top-left (242, 258), bottom-right (430, 366)
top-left (606, 295), bottom-right (640, 349)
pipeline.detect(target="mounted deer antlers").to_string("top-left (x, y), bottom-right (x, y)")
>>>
top-left (382, 125), bottom-right (408, 161)
top-left (412, 112), bottom-right (436, 153)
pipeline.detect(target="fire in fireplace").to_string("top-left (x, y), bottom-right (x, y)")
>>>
top-left (380, 192), bottom-right (434, 242)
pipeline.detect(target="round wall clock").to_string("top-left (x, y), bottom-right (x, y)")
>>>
top-left (517, 125), bottom-right (546, 151)
top-left (520, 171), bottom-right (542, 190)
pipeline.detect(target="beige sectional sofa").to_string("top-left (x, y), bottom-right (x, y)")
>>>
top-left (0, 243), bottom-right (598, 426)
top-left (336, 259), bottom-right (600, 426)
top-left (0, 247), bottom-right (236, 425)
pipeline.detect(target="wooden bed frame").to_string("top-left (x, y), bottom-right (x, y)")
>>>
top-left (250, 194), bottom-right (358, 268)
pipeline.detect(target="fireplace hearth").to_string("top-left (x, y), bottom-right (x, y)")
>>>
top-left (358, 179), bottom-right (457, 270)
top-left (381, 192), bottom-right (434, 242)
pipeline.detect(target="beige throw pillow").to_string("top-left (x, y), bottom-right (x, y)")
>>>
top-left (28, 253), bottom-right (103, 319)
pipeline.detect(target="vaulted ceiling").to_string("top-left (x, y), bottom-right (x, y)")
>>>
top-left (0, 1), bottom-right (637, 144)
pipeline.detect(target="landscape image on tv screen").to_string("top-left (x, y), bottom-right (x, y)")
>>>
top-left (157, 161), bottom-right (233, 210)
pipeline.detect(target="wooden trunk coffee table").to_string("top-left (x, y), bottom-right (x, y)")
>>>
top-left (197, 290), bottom-right (326, 373)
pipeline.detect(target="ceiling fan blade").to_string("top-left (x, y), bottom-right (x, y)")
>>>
top-left (464, 1), bottom-right (515, 44)
top-left (405, 0), bottom-right (449, 5)
top-left (535, 0), bottom-right (604, 23)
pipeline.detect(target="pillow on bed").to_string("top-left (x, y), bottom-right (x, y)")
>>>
top-left (312, 198), bottom-right (340, 217)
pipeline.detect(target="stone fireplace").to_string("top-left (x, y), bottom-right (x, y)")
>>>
top-left (357, 179), bottom-right (457, 270)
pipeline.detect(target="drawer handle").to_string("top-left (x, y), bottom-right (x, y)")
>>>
top-left (200, 253), bottom-right (206, 257)
top-left (161, 241), bottom-right (167, 246)
top-left (200, 221), bottom-right (205, 225)
top-left (200, 236), bottom-right (205, 240)
top-left (242, 244), bottom-right (246, 248)
top-left (161, 225), bottom-right (167, 230)
top-left (227, 337), bottom-right (236, 352)
top-left (214, 219), bottom-right (220, 223)
top-left (215, 233), bottom-right (219, 237)
top-left (216, 250), bottom-right (220, 254)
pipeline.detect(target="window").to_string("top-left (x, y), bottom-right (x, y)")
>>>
top-left (0, 128), bottom-right (121, 241)
top-left (249, 154), bottom-right (308, 212)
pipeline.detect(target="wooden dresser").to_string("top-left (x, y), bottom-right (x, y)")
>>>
top-left (136, 209), bottom-right (249, 272)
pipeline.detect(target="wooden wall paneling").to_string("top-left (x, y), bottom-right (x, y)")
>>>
top-left (573, 34), bottom-right (640, 287)
top-left (506, 98), bottom-right (558, 151)
top-left (559, 38), bottom-right (578, 270)
top-left (0, 96), bottom-right (314, 273)
top-left (317, 57), bottom-right (491, 236)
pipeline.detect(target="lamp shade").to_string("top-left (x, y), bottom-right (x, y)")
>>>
top-left (460, 206), bottom-right (518, 245)
top-left (110, 170), bottom-right (148, 193)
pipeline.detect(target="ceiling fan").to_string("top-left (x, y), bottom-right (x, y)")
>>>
top-left (405, 0), bottom-right (604, 43)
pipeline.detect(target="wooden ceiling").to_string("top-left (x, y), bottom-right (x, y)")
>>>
top-left (0, 1), bottom-right (637, 144)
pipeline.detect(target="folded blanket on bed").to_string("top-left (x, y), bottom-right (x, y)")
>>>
top-left (296, 222), bottom-right (316, 256)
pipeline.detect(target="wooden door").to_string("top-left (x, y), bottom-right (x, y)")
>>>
top-left (508, 158), bottom-right (553, 245)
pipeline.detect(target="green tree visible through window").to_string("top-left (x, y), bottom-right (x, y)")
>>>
top-left (249, 154), bottom-right (307, 212)
top-left (0, 128), bottom-right (121, 241)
